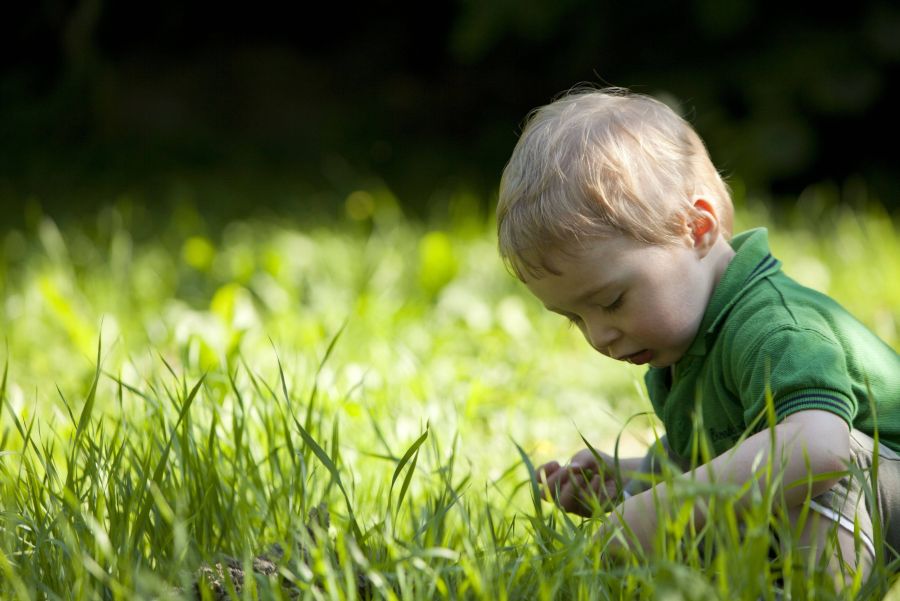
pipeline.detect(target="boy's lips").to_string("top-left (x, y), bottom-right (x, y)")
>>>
top-left (620, 349), bottom-right (653, 365)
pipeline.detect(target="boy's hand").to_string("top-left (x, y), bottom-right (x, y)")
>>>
top-left (536, 448), bottom-right (622, 517)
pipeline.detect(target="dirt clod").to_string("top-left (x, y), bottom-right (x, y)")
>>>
top-left (190, 505), bottom-right (371, 600)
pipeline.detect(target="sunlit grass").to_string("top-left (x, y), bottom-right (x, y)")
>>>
top-left (0, 192), bottom-right (898, 599)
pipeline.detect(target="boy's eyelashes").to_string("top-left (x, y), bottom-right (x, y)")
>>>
top-left (601, 293), bottom-right (625, 313)
top-left (558, 293), bottom-right (625, 326)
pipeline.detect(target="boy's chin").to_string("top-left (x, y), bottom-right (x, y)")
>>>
top-left (647, 353), bottom-right (677, 368)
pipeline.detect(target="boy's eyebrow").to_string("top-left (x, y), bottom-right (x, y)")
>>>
top-left (544, 282), bottom-right (615, 312)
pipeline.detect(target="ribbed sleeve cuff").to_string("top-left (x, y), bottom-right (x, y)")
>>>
top-left (773, 389), bottom-right (855, 427)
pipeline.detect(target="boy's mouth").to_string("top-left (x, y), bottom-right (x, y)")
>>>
top-left (621, 349), bottom-right (653, 365)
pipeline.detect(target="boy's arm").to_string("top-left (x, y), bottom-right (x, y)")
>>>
top-left (599, 410), bottom-right (850, 554)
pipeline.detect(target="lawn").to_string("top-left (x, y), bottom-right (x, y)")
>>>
top-left (1, 188), bottom-right (898, 600)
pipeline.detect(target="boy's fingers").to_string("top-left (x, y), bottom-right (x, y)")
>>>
top-left (542, 461), bottom-right (561, 474)
top-left (536, 462), bottom-right (560, 482)
top-left (535, 460), bottom-right (614, 514)
top-left (559, 480), bottom-right (593, 517)
top-left (556, 481), bottom-right (578, 512)
top-left (587, 474), bottom-right (605, 510)
top-left (547, 469), bottom-right (571, 500)
top-left (556, 473), bottom-right (589, 514)
top-left (572, 465), bottom-right (596, 481)
top-left (537, 464), bottom-right (565, 501)
top-left (603, 479), bottom-right (619, 501)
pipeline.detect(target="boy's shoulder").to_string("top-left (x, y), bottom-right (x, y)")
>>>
top-left (651, 228), bottom-right (898, 457)
top-left (700, 229), bottom-right (897, 379)
top-left (707, 228), bottom-right (853, 349)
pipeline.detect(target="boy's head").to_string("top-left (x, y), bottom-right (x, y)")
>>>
top-left (496, 87), bottom-right (733, 280)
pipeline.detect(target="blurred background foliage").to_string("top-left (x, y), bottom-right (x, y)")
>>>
top-left (2, 0), bottom-right (900, 225)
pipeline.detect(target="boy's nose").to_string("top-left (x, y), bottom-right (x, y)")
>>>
top-left (585, 321), bottom-right (620, 355)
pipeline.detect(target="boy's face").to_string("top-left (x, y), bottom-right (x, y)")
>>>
top-left (523, 232), bottom-right (719, 368)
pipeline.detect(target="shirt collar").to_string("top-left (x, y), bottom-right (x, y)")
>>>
top-left (682, 227), bottom-right (781, 357)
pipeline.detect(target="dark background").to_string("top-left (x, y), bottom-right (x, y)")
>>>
top-left (3, 0), bottom-right (899, 225)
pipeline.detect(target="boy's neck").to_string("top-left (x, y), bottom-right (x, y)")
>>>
top-left (707, 235), bottom-right (736, 291)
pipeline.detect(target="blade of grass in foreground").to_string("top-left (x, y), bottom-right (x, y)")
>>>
top-left (512, 439), bottom-right (563, 549)
top-left (273, 326), bottom-right (368, 543)
top-left (389, 425), bottom-right (429, 519)
top-left (303, 322), bottom-right (347, 435)
top-left (128, 374), bottom-right (205, 552)
top-left (65, 338), bottom-right (103, 495)
top-left (290, 410), bottom-right (364, 543)
top-left (0, 358), bottom-right (6, 425)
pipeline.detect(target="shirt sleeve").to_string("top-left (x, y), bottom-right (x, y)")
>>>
top-left (734, 325), bottom-right (858, 430)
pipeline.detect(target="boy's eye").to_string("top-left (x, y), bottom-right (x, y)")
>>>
top-left (602, 293), bottom-right (624, 313)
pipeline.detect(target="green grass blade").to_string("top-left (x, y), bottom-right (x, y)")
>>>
top-left (390, 427), bottom-right (429, 523)
top-left (64, 337), bottom-right (103, 493)
top-left (0, 358), bottom-right (7, 424)
top-left (389, 426), bottom-right (429, 507)
top-left (511, 439), bottom-right (542, 520)
top-left (303, 322), bottom-right (347, 434)
top-left (290, 412), bottom-right (364, 543)
top-left (128, 374), bottom-right (205, 551)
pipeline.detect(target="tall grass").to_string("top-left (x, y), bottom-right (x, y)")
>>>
top-left (0, 194), bottom-right (897, 599)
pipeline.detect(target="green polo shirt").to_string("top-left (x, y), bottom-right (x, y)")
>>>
top-left (645, 228), bottom-right (900, 460)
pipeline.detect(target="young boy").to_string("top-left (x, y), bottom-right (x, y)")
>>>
top-left (496, 87), bottom-right (900, 580)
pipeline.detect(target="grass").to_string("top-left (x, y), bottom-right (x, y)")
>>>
top-left (0, 189), bottom-right (898, 599)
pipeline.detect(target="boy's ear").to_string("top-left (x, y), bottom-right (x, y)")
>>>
top-left (687, 198), bottom-right (719, 254)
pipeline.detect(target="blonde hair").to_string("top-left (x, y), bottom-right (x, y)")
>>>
top-left (497, 87), bottom-right (733, 279)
